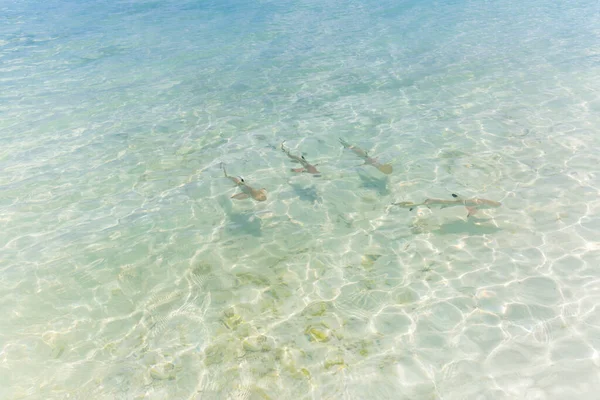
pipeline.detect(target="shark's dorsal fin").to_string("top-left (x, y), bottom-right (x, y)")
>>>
top-left (452, 193), bottom-right (462, 199)
top-left (240, 177), bottom-right (245, 182)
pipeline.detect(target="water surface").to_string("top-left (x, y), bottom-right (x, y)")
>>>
top-left (1, 0), bottom-right (600, 398)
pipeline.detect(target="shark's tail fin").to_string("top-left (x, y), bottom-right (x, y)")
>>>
top-left (339, 138), bottom-right (351, 148)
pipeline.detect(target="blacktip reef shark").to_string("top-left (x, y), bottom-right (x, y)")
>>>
top-left (339, 138), bottom-right (393, 175)
top-left (393, 193), bottom-right (501, 217)
top-left (220, 163), bottom-right (267, 202)
top-left (281, 141), bottom-right (321, 176)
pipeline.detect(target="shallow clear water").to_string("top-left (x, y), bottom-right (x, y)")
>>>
top-left (1, 0), bottom-right (600, 398)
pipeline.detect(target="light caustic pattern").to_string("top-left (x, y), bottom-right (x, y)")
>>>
top-left (1, 0), bottom-right (600, 399)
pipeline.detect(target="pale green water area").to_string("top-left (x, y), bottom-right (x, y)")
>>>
top-left (2, 0), bottom-right (600, 398)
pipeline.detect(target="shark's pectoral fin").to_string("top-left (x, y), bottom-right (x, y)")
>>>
top-left (466, 206), bottom-right (478, 217)
top-left (291, 167), bottom-right (306, 173)
top-left (231, 193), bottom-right (250, 200)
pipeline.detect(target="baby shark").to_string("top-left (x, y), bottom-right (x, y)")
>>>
top-left (393, 193), bottom-right (501, 217)
top-left (339, 138), bottom-right (393, 175)
top-left (220, 163), bottom-right (267, 202)
top-left (281, 141), bottom-right (321, 176)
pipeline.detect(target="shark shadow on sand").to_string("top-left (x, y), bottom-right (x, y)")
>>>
top-left (357, 168), bottom-right (389, 196)
top-left (431, 218), bottom-right (502, 235)
top-left (288, 182), bottom-right (323, 204)
top-left (218, 196), bottom-right (263, 237)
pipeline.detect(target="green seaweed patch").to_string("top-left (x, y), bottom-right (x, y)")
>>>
top-left (246, 385), bottom-right (272, 400)
top-left (289, 366), bottom-right (312, 381)
top-left (203, 344), bottom-right (224, 366)
top-left (192, 262), bottom-right (213, 276)
top-left (355, 340), bottom-right (371, 357)
top-left (361, 254), bottom-right (382, 268)
top-left (50, 344), bottom-right (66, 359)
top-left (235, 322), bottom-right (253, 338)
top-left (392, 288), bottom-right (420, 305)
top-left (362, 278), bottom-right (377, 290)
top-left (235, 272), bottom-right (271, 287)
top-left (242, 335), bottom-right (272, 353)
top-left (258, 297), bottom-right (280, 316)
top-left (221, 307), bottom-right (243, 330)
top-left (301, 301), bottom-right (329, 317)
top-left (333, 330), bottom-right (344, 340)
top-left (285, 367), bottom-right (311, 381)
top-left (263, 284), bottom-right (293, 301)
top-left (275, 346), bottom-right (310, 378)
top-left (324, 357), bottom-right (346, 370)
top-left (149, 362), bottom-right (177, 381)
top-left (340, 338), bottom-right (372, 358)
top-left (204, 339), bottom-right (242, 366)
top-left (304, 324), bottom-right (331, 342)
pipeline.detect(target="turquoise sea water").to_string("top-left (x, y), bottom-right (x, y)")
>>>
top-left (2, 0), bottom-right (600, 398)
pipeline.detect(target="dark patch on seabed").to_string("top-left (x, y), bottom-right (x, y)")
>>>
top-left (433, 218), bottom-right (502, 235)
top-left (356, 169), bottom-right (389, 196)
top-left (225, 210), bottom-right (263, 237)
top-left (219, 196), bottom-right (263, 237)
top-left (289, 182), bottom-right (322, 204)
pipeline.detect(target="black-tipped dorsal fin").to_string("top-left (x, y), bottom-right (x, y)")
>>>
top-left (452, 193), bottom-right (461, 199)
